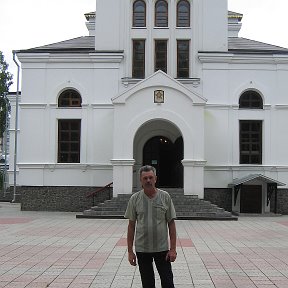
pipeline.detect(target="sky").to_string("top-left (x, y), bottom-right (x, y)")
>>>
top-left (1, 0), bottom-right (288, 91)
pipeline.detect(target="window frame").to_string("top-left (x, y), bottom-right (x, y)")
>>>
top-left (133, 0), bottom-right (146, 27)
top-left (177, 0), bottom-right (190, 27)
top-left (177, 40), bottom-right (190, 78)
top-left (155, 0), bottom-right (168, 27)
top-left (239, 120), bottom-right (262, 165)
top-left (58, 119), bottom-right (81, 163)
top-left (58, 89), bottom-right (82, 108)
top-left (132, 39), bottom-right (145, 78)
top-left (154, 39), bottom-right (168, 73)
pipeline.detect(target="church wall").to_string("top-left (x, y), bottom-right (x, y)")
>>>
top-left (201, 0), bottom-right (228, 51)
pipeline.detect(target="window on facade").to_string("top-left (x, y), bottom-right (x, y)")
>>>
top-left (239, 90), bottom-right (263, 109)
top-left (58, 119), bottom-right (81, 163)
top-left (133, 0), bottom-right (146, 27)
top-left (177, 0), bottom-right (190, 27)
top-left (155, 0), bottom-right (168, 27)
top-left (133, 40), bottom-right (145, 78)
top-left (58, 89), bottom-right (82, 107)
top-left (239, 120), bottom-right (262, 164)
top-left (177, 40), bottom-right (189, 78)
top-left (155, 40), bottom-right (167, 73)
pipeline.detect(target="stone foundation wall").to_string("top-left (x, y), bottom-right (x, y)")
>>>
top-left (14, 186), bottom-right (112, 212)
top-left (204, 188), bottom-right (232, 212)
top-left (270, 188), bottom-right (288, 215)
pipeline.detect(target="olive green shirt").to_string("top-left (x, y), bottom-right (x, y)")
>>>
top-left (124, 189), bottom-right (176, 253)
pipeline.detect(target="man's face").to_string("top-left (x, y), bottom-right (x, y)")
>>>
top-left (140, 170), bottom-right (157, 190)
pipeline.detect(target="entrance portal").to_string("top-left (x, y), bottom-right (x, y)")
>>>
top-left (240, 185), bottom-right (262, 213)
top-left (143, 136), bottom-right (183, 188)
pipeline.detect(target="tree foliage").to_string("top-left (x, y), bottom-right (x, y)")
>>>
top-left (0, 51), bottom-right (13, 137)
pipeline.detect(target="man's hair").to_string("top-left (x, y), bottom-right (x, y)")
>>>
top-left (139, 165), bottom-right (157, 176)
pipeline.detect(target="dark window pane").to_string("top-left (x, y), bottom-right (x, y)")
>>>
top-left (133, 0), bottom-right (146, 27)
top-left (239, 91), bottom-right (263, 109)
top-left (177, 40), bottom-right (189, 78)
top-left (133, 40), bottom-right (145, 78)
top-left (239, 120), bottom-right (262, 164)
top-left (155, 0), bottom-right (168, 27)
top-left (58, 89), bottom-right (82, 107)
top-left (155, 40), bottom-right (167, 73)
top-left (177, 0), bottom-right (190, 27)
top-left (58, 119), bottom-right (81, 163)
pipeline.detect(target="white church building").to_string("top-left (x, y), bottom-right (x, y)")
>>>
top-left (10, 0), bottom-right (288, 214)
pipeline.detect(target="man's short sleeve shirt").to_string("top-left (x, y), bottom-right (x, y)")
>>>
top-left (124, 189), bottom-right (176, 253)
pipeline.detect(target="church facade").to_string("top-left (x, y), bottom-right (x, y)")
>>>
top-left (11, 0), bottom-right (288, 214)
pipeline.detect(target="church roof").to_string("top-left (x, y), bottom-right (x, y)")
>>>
top-left (16, 36), bottom-right (288, 55)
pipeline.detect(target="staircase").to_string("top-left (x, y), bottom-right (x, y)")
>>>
top-left (77, 188), bottom-right (237, 220)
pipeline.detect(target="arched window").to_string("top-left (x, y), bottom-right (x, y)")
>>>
top-left (58, 89), bottom-right (82, 107)
top-left (239, 90), bottom-right (263, 109)
top-left (133, 0), bottom-right (146, 27)
top-left (177, 0), bottom-right (190, 27)
top-left (155, 0), bottom-right (168, 27)
top-left (57, 89), bottom-right (82, 163)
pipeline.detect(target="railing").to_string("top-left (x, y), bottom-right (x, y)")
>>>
top-left (86, 182), bottom-right (113, 206)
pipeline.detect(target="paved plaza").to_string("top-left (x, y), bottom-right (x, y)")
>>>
top-left (1, 202), bottom-right (288, 288)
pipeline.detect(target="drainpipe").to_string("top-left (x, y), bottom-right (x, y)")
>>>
top-left (12, 51), bottom-right (20, 203)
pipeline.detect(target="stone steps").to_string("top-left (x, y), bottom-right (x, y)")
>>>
top-left (77, 189), bottom-right (238, 220)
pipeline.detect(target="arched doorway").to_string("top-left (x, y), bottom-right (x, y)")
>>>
top-left (143, 136), bottom-right (183, 187)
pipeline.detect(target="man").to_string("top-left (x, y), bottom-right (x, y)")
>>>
top-left (125, 165), bottom-right (177, 288)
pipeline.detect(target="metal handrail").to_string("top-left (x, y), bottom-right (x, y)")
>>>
top-left (86, 182), bottom-right (113, 206)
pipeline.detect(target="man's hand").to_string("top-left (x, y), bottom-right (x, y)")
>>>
top-left (166, 249), bottom-right (177, 262)
top-left (128, 251), bottom-right (137, 266)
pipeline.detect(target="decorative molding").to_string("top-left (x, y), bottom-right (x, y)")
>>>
top-left (275, 104), bottom-right (288, 110)
top-left (199, 53), bottom-right (288, 64)
top-left (111, 159), bottom-right (135, 166)
top-left (19, 103), bottom-right (47, 109)
top-left (121, 77), bottom-right (201, 88)
top-left (177, 78), bottom-right (201, 87)
top-left (205, 165), bottom-right (288, 171)
top-left (182, 159), bottom-right (207, 167)
top-left (17, 163), bottom-right (113, 170)
top-left (91, 103), bottom-right (113, 109)
top-left (121, 77), bottom-right (141, 87)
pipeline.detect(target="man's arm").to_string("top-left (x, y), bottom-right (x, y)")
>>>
top-left (127, 220), bottom-right (137, 266)
top-left (166, 219), bottom-right (177, 262)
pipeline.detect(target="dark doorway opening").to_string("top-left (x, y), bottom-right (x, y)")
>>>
top-left (240, 185), bottom-right (262, 213)
top-left (143, 136), bottom-right (183, 187)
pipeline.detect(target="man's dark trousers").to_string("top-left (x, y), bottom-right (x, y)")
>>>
top-left (136, 251), bottom-right (175, 288)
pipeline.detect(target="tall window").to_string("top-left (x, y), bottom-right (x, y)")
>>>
top-left (239, 120), bottom-right (262, 164)
top-left (133, 40), bottom-right (145, 78)
top-left (58, 89), bottom-right (82, 107)
top-left (177, 40), bottom-right (189, 78)
top-left (133, 0), bottom-right (146, 27)
top-left (239, 90), bottom-right (263, 109)
top-left (155, 40), bottom-right (167, 73)
top-left (177, 0), bottom-right (190, 27)
top-left (58, 120), bottom-right (81, 163)
top-left (155, 0), bottom-right (168, 27)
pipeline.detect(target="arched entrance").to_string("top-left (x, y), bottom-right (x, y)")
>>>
top-left (143, 136), bottom-right (183, 187)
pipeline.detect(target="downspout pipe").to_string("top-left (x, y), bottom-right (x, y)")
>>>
top-left (12, 51), bottom-right (20, 203)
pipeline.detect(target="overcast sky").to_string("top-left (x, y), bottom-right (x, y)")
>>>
top-left (1, 0), bottom-right (288, 91)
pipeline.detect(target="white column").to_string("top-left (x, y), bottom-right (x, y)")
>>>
top-left (111, 159), bottom-right (135, 197)
top-left (182, 159), bottom-right (206, 198)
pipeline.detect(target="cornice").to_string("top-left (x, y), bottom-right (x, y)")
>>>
top-left (17, 52), bottom-right (124, 64)
top-left (198, 53), bottom-right (288, 64)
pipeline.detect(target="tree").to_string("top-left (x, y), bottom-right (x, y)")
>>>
top-left (0, 51), bottom-right (13, 137)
